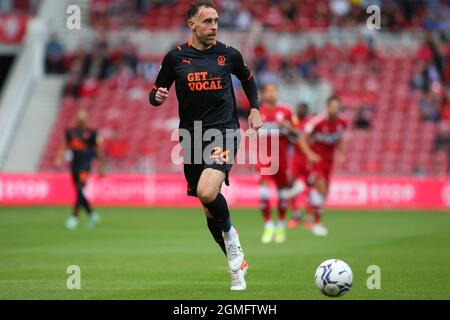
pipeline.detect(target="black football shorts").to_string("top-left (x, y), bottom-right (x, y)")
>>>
top-left (182, 127), bottom-right (240, 197)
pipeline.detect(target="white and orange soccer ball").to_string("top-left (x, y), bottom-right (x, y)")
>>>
top-left (314, 259), bottom-right (353, 297)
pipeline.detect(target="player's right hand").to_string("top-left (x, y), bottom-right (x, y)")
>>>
top-left (155, 87), bottom-right (169, 104)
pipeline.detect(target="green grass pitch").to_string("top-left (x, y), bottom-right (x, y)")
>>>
top-left (0, 206), bottom-right (449, 300)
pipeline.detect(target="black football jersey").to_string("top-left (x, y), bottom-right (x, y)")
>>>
top-left (65, 127), bottom-right (98, 170)
top-left (151, 40), bottom-right (255, 131)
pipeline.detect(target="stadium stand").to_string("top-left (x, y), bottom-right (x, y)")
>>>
top-left (86, 0), bottom-right (438, 32)
top-left (12, 0), bottom-right (444, 177)
top-left (39, 39), bottom-right (450, 176)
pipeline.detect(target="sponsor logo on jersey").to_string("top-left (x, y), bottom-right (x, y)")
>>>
top-left (187, 72), bottom-right (223, 91)
top-left (70, 137), bottom-right (88, 151)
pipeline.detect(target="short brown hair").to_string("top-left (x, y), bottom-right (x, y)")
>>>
top-left (327, 95), bottom-right (340, 106)
top-left (187, 0), bottom-right (216, 19)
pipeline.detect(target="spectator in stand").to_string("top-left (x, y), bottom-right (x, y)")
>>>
top-left (434, 89), bottom-right (450, 171)
top-left (121, 41), bottom-right (139, 74)
top-left (253, 42), bottom-right (269, 75)
top-left (257, 63), bottom-right (280, 89)
top-left (104, 129), bottom-right (128, 164)
top-left (264, 3), bottom-right (284, 29)
top-left (218, 0), bottom-right (239, 29)
top-left (79, 76), bottom-right (99, 98)
top-left (235, 1), bottom-right (252, 31)
top-left (280, 55), bottom-right (301, 84)
top-left (280, 0), bottom-right (298, 23)
top-left (63, 57), bottom-right (84, 99)
top-left (138, 56), bottom-right (159, 83)
top-left (424, 0), bottom-right (450, 32)
top-left (85, 47), bottom-right (112, 79)
top-left (353, 104), bottom-right (373, 130)
top-left (10, 0), bottom-right (40, 13)
top-left (112, 62), bottom-right (134, 90)
top-left (435, 120), bottom-right (450, 157)
top-left (330, 0), bottom-right (351, 18)
top-left (420, 90), bottom-right (441, 122)
top-left (441, 89), bottom-right (450, 121)
top-left (350, 37), bottom-right (371, 64)
top-left (410, 62), bottom-right (428, 91)
top-left (295, 45), bottom-right (318, 82)
top-left (417, 37), bottom-right (434, 62)
top-left (64, 70), bottom-right (82, 99)
top-left (0, 0), bottom-right (13, 13)
top-left (413, 166), bottom-right (428, 177)
top-left (45, 34), bottom-right (65, 74)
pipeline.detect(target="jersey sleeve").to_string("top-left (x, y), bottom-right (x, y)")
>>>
top-left (231, 49), bottom-right (253, 82)
top-left (154, 50), bottom-right (175, 90)
top-left (149, 50), bottom-right (176, 106)
top-left (231, 48), bottom-right (259, 109)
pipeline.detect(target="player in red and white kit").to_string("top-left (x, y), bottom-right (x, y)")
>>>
top-left (257, 83), bottom-right (294, 243)
top-left (299, 96), bottom-right (347, 236)
top-left (286, 102), bottom-right (310, 229)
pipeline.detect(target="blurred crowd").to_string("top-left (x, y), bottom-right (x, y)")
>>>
top-left (89, 0), bottom-right (450, 35)
top-left (43, 0), bottom-right (450, 173)
top-left (410, 34), bottom-right (450, 162)
top-left (46, 32), bottom-right (158, 97)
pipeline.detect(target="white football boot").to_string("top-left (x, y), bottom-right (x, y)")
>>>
top-left (261, 223), bottom-right (275, 244)
top-left (86, 212), bottom-right (100, 229)
top-left (274, 225), bottom-right (287, 243)
top-left (311, 223), bottom-right (329, 236)
top-left (65, 216), bottom-right (78, 230)
top-left (230, 260), bottom-right (248, 291)
top-left (223, 228), bottom-right (244, 272)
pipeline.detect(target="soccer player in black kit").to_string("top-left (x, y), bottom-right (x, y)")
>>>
top-left (149, 0), bottom-right (263, 290)
top-left (55, 109), bottom-right (104, 230)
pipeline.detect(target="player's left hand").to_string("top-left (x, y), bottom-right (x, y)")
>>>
top-left (248, 108), bottom-right (263, 132)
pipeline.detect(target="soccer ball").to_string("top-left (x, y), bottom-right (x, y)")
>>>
top-left (314, 259), bottom-right (353, 297)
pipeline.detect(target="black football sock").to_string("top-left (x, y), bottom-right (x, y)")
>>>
top-left (203, 193), bottom-right (232, 232)
top-left (72, 202), bottom-right (80, 217)
top-left (77, 188), bottom-right (93, 215)
top-left (206, 218), bottom-right (227, 256)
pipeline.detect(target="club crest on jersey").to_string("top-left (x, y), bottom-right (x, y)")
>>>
top-left (217, 56), bottom-right (226, 66)
top-left (187, 72), bottom-right (223, 91)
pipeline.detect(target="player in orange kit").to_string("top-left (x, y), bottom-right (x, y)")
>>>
top-left (257, 83), bottom-right (294, 243)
